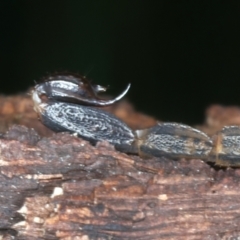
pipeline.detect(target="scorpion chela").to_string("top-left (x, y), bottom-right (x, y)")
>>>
top-left (31, 73), bottom-right (240, 167)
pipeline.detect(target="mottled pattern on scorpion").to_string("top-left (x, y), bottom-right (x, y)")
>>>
top-left (137, 123), bottom-right (212, 159)
top-left (32, 73), bottom-right (240, 167)
top-left (42, 101), bottom-right (135, 146)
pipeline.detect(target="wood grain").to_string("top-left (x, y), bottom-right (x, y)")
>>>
top-left (1, 95), bottom-right (240, 239)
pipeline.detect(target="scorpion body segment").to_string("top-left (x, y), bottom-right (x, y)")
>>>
top-left (210, 126), bottom-right (240, 166)
top-left (39, 101), bottom-right (137, 154)
top-left (135, 123), bottom-right (213, 159)
top-left (32, 73), bottom-right (240, 167)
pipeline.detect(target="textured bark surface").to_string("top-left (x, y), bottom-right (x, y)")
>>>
top-left (1, 95), bottom-right (240, 239)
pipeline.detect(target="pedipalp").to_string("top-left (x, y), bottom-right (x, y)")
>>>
top-left (34, 73), bottom-right (130, 106)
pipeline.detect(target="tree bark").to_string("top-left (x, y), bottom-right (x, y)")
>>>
top-left (1, 95), bottom-right (240, 239)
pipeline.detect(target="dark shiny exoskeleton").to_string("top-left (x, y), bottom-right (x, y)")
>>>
top-left (32, 73), bottom-right (240, 167)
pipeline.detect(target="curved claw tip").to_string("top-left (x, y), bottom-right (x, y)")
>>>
top-left (114, 83), bottom-right (131, 101)
top-left (94, 83), bottom-right (131, 106)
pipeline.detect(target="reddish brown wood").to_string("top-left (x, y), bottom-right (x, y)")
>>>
top-left (1, 95), bottom-right (240, 239)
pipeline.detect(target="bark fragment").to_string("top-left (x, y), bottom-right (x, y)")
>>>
top-left (1, 95), bottom-right (240, 239)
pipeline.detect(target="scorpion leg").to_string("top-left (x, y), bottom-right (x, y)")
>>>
top-left (135, 123), bottom-right (213, 159)
top-left (209, 126), bottom-right (240, 166)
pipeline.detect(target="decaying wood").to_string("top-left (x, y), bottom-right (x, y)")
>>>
top-left (1, 95), bottom-right (240, 239)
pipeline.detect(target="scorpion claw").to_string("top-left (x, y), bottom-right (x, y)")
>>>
top-left (105, 83), bottom-right (131, 104)
top-left (32, 74), bottom-right (136, 154)
top-left (34, 74), bottom-right (130, 107)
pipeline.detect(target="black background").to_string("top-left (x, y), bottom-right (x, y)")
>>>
top-left (1, 1), bottom-right (240, 125)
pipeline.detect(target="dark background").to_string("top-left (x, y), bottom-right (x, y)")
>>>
top-left (1, 1), bottom-right (240, 125)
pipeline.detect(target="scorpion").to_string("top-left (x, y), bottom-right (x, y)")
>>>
top-left (31, 73), bottom-right (240, 167)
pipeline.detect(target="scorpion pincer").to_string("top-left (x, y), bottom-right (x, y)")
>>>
top-left (32, 74), bottom-right (136, 154)
top-left (31, 73), bottom-right (240, 167)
